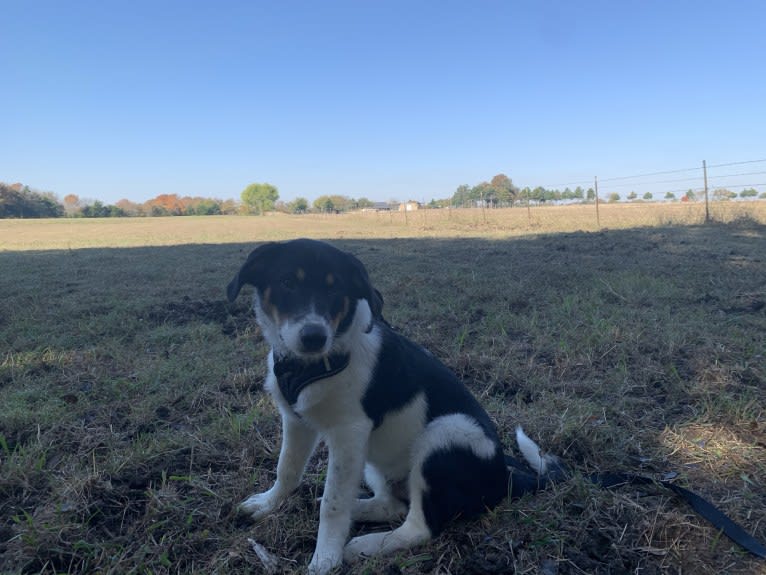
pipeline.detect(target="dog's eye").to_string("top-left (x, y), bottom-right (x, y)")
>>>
top-left (280, 276), bottom-right (298, 290)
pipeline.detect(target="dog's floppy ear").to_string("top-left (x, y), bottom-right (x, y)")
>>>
top-left (346, 251), bottom-right (384, 319)
top-left (227, 242), bottom-right (278, 302)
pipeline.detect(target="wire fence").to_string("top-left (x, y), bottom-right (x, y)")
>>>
top-left (357, 158), bottom-right (766, 234)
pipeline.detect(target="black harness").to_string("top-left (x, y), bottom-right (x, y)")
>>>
top-left (273, 352), bottom-right (351, 406)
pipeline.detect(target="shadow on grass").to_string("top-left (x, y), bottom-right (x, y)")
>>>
top-left (1, 222), bottom-right (764, 574)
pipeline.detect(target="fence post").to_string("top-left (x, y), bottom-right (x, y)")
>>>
top-left (594, 176), bottom-right (601, 228)
top-left (703, 160), bottom-right (710, 223)
top-left (526, 187), bottom-right (532, 227)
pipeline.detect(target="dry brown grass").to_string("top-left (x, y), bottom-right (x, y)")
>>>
top-left (1, 212), bottom-right (765, 574)
top-left (1, 200), bottom-right (765, 251)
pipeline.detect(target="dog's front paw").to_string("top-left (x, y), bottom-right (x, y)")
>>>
top-left (239, 490), bottom-right (280, 521)
top-left (307, 550), bottom-right (342, 575)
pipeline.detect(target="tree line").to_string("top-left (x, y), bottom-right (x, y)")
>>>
top-left (2, 176), bottom-right (764, 219)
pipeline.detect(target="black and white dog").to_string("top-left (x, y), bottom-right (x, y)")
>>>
top-left (227, 239), bottom-right (562, 574)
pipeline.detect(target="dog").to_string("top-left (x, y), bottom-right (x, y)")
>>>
top-left (227, 238), bottom-right (563, 574)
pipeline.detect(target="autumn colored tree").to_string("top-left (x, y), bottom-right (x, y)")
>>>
top-left (146, 194), bottom-right (185, 215)
top-left (63, 194), bottom-right (81, 216)
top-left (116, 199), bottom-right (143, 216)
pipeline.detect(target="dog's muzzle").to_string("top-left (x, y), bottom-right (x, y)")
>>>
top-left (299, 323), bottom-right (329, 353)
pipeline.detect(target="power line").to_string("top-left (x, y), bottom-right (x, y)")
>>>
top-left (706, 158), bottom-right (766, 169)
top-left (706, 170), bottom-right (766, 180)
top-left (538, 158), bottom-right (766, 191)
top-left (599, 165), bottom-right (701, 183)
top-left (599, 175), bottom-right (702, 189)
top-left (709, 182), bottom-right (766, 189)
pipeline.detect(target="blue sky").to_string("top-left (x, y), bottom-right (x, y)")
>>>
top-left (2, 0), bottom-right (765, 205)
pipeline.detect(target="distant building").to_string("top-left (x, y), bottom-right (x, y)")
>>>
top-left (361, 202), bottom-right (393, 212)
top-left (398, 200), bottom-right (420, 212)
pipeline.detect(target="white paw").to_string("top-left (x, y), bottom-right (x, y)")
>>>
top-left (343, 532), bottom-right (388, 563)
top-left (239, 491), bottom-right (279, 521)
top-left (307, 550), bottom-right (342, 575)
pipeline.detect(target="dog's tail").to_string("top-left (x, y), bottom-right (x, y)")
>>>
top-left (504, 426), bottom-right (568, 499)
top-left (515, 426), bottom-right (564, 476)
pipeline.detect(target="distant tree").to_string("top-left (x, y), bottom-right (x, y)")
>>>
top-left (713, 188), bottom-right (736, 200)
top-left (331, 195), bottom-right (354, 211)
top-left (220, 199), bottom-right (239, 214)
top-left (80, 200), bottom-right (123, 217)
top-left (428, 198), bottom-right (452, 208)
top-left (452, 184), bottom-right (472, 207)
top-left (314, 195), bottom-right (335, 213)
top-left (520, 187), bottom-right (532, 203)
top-left (146, 194), bottom-right (184, 215)
top-left (241, 183), bottom-right (279, 214)
top-left (607, 192), bottom-right (620, 203)
top-left (685, 189), bottom-right (697, 201)
top-left (530, 186), bottom-right (546, 203)
top-left (0, 183), bottom-right (64, 218)
top-left (489, 173), bottom-right (519, 205)
top-left (665, 192), bottom-right (676, 201)
top-left (472, 182), bottom-right (493, 206)
top-left (627, 191), bottom-right (637, 201)
top-left (62, 194), bottom-right (81, 216)
top-left (759, 192), bottom-right (766, 199)
top-left (586, 188), bottom-right (596, 201)
top-left (740, 188), bottom-right (758, 199)
top-left (288, 197), bottom-right (309, 213)
top-left (573, 186), bottom-right (584, 201)
top-left (116, 199), bottom-right (143, 216)
top-left (643, 192), bottom-right (653, 201)
top-left (356, 197), bottom-right (374, 209)
top-left (193, 198), bottom-right (223, 215)
top-left (312, 195), bottom-right (354, 212)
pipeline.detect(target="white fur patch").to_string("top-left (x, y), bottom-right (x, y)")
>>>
top-left (367, 393), bottom-right (428, 482)
top-left (413, 414), bottom-right (497, 464)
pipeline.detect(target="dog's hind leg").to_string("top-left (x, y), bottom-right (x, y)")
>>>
top-left (351, 464), bottom-right (408, 523)
top-left (345, 414), bottom-right (507, 562)
top-left (240, 412), bottom-right (318, 520)
top-left (344, 494), bottom-right (431, 561)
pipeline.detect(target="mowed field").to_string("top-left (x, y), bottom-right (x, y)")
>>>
top-left (1, 205), bottom-right (765, 574)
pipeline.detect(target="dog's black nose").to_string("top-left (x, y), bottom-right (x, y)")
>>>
top-left (299, 324), bottom-right (328, 352)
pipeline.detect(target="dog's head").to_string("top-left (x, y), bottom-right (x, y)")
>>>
top-left (227, 239), bottom-right (383, 358)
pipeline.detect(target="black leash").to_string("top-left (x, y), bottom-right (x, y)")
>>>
top-left (505, 455), bottom-right (766, 559)
top-left (590, 471), bottom-right (766, 559)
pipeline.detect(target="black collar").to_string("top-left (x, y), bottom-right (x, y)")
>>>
top-left (273, 352), bottom-right (351, 405)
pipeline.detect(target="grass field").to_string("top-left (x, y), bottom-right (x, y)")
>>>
top-left (1, 207), bottom-right (765, 574)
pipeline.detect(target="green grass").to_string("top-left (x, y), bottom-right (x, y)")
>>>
top-left (1, 214), bottom-right (765, 574)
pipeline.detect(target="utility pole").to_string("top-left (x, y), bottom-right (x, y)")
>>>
top-left (703, 160), bottom-right (710, 223)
